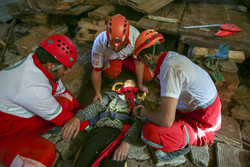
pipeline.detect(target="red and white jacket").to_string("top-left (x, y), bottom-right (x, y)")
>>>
top-left (0, 54), bottom-right (86, 137)
top-left (91, 25), bottom-right (140, 71)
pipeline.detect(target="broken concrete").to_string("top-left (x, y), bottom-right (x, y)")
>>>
top-left (190, 145), bottom-right (210, 167)
top-left (216, 115), bottom-right (242, 148)
top-left (128, 144), bottom-right (150, 160)
top-left (118, 0), bottom-right (173, 14)
top-left (232, 85), bottom-right (250, 112)
top-left (230, 105), bottom-right (250, 121)
top-left (241, 121), bottom-right (250, 144)
top-left (216, 142), bottom-right (250, 167)
top-left (88, 5), bottom-right (115, 20)
top-left (155, 156), bottom-right (186, 167)
top-left (14, 25), bottom-right (68, 57)
top-left (219, 59), bottom-right (238, 73)
top-left (61, 46), bottom-right (92, 98)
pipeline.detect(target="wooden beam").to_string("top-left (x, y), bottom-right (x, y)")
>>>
top-left (88, 5), bottom-right (115, 19)
top-left (78, 21), bottom-right (106, 31)
top-left (148, 15), bottom-right (179, 23)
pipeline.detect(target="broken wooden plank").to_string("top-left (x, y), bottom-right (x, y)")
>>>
top-left (42, 4), bottom-right (95, 15)
top-left (88, 5), bottom-right (115, 19)
top-left (136, 0), bottom-right (185, 35)
top-left (26, 0), bottom-right (56, 9)
top-left (55, 0), bottom-right (81, 10)
top-left (20, 13), bottom-right (49, 25)
top-left (76, 32), bottom-right (96, 41)
top-left (76, 28), bottom-right (101, 42)
top-left (148, 15), bottom-right (178, 23)
top-left (118, 0), bottom-right (173, 14)
top-left (84, 0), bottom-right (115, 5)
top-left (129, 0), bottom-right (147, 5)
top-left (78, 20), bottom-right (106, 31)
top-left (0, 39), bottom-right (6, 49)
top-left (1, 19), bottom-right (15, 64)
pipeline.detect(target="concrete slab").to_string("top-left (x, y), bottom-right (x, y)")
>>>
top-left (61, 46), bottom-right (92, 98)
top-left (232, 85), bottom-right (250, 112)
top-left (231, 105), bottom-right (250, 121)
top-left (216, 142), bottom-right (250, 167)
top-left (241, 121), bottom-right (250, 144)
top-left (128, 142), bottom-right (150, 160)
top-left (216, 115), bottom-right (242, 148)
top-left (55, 131), bottom-right (90, 160)
top-left (219, 59), bottom-right (238, 73)
top-left (155, 156), bottom-right (186, 167)
top-left (190, 145), bottom-right (209, 167)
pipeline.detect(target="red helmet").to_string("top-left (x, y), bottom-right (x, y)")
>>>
top-left (40, 34), bottom-right (77, 69)
top-left (106, 14), bottom-right (130, 47)
top-left (134, 29), bottom-right (165, 57)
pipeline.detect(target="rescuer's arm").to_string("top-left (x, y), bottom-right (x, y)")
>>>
top-left (133, 96), bottom-right (178, 127)
top-left (134, 60), bottom-right (149, 93)
top-left (92, 69), bottom-right (103, 103)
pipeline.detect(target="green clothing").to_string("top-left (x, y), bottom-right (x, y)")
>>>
top-left (75, 91), bottom-right (143, 144)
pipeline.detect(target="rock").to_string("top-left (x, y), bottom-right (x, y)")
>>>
top-left (216, 115), bottom-right (242, 148)
top-left (216, 142), bottom-right (250, 167)
top-left (40, 133), bottom-right (52, 140)
top-left (232, 85), bottom-right (250, 112)
top-left (61, 46), bottom-right (92, 98)
top-left (241, 121), bottom-right (250, 144)
top-left (128, 140), bottom-right (150, 160)
top-left (190, 145), bottom-right (209, 167)
top-left (55, 131), bottom-right (90, 160)
top-left (231, 105), bottom-right (250, 121)
top-left (50, 133), bottom-right (63, 145)
top-left (155, 156), bottom-right (186, 167)
top-left (219, 59), bottom-right (238, 73)
top-left (56, 140), bottom-right (71, 160)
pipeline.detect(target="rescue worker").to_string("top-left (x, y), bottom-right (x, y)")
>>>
top-left (0, 34), bottom-right (89, 167)
top-left (91, 14), bottom-right (153, 103)
top-left (62, 79), bottom-right (144, 167)
top-left (132, 30), bottom-right (222, 161)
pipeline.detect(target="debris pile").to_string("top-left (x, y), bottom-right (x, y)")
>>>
top-left (0, 0), bottom-right (249, 166)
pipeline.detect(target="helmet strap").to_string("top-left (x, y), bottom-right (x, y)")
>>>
top-left (143, 42), bottom-right (161, 70)
top-left (51, 64), bottom-right (64, 72)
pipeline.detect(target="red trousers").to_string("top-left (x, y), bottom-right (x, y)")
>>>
top-left (142, 95), bottom-right (221, 153)
top-left (103, 56), bottom-right (154, 81)
top-left (0, 95), bottom-right (88, 167)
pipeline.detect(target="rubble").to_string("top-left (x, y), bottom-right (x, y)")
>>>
top-left (216, 142), bottom-right (250, 167)
top-left (14, 25), bottom-right (68, 57)
top-left (216, 115), bottom-right (242, 149)
top-left (118, 0), bottom-right (173, 14)
top-left (0, 0), bottom-right (249, 166)
top-left (241, 121), bottom-right (250, 144)
top-left (190, 145), bottom-right (210, 167)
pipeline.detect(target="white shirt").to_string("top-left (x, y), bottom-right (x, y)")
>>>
top-left (159, 51), bottom-right (217, 112)
top-left (0, 54), bottom-right (65, 120)
top-left (91, 25), bottom-right (140, 69)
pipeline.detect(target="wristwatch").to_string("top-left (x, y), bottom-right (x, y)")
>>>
top-left (136, 107), bottom-right (143, 117)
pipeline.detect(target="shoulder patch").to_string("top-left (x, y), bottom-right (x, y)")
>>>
top-left (92, 53), bottom-right (100, 66)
